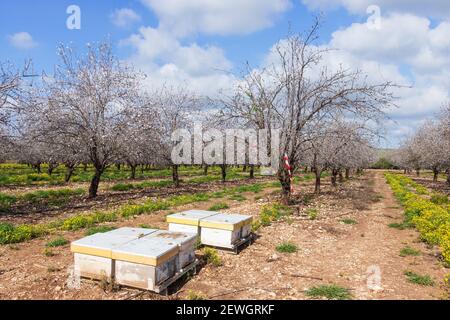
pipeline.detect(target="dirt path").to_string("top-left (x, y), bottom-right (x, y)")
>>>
top-left (0, 171), bottom-right (447, 300)
top-left (181, 171), bottom-right (448, 300)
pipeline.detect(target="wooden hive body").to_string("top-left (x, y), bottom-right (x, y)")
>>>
top-left (70, 228), bottom-right (157, 280)
top-left (199, 214), bottom-right (252, 249)
top-left (112, 237), bottom-right (179, 290)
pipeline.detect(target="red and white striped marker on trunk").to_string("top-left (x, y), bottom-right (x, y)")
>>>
top-left (283, 153), bottom-right (294, 193)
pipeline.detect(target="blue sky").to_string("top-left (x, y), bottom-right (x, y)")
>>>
top-left (0, 1), bottom-right (355, 72)
top-left (1, 0), bottom-right (449, 147)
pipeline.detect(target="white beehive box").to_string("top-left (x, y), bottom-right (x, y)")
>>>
top-left (70, 228), bottom-right (157, 280)
top-left (199, 214), bottom-right (253, 249)
top-left (146, 230), bottom-right (197, 270)
top-left (112, 237), bottom-right (179, 291)
top-left (167, 210), bottom-right (219, 235)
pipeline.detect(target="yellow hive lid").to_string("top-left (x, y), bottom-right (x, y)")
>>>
top-left (111, 237), bottom-right (179, 266)
top-left (166, 210), bottom-right (219, 226)
top-left (199, 214), bottom-right (253, 231)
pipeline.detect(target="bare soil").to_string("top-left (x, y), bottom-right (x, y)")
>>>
top-left (0, 171), bottom-right (448, 300)
top-left (410, 176), bottom-right (450, 197)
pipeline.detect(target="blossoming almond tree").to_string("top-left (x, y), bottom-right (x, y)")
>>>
top-left (30, 42), bottom-right (142, 197)
top-left (218, 19), bottom-right (396, 202)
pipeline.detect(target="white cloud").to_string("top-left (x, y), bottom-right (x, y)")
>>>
top-left (8, 32), bottom-right (37, 49)
top-left (119, 0), bottom-right (291, 97)
top-left (140, 0), bottom-right (291, 37)
top-left (111, 8), bottom-right (141, 28)
top-left (301, 0), bottom-right (450, 20)
top-left (261, 12), bottom-right (450, 145)
top-left (122, 27), bottom-right (236, 96)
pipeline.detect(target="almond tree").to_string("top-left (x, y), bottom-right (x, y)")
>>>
top-left (219, 20), bottom-right (396, 202)
top-left (0, 62), bottom-right (21, 157)
top-left (140, 87), bottom-right (200, 187)
top-left (441, 103), bottom-right (450, 185)
top-left (0, 62), bottom-right (20, 125)
top-left (413, 121), bottom-right (450, 182)
top-left (302, 120), bottom-right (375, 193)
top-left (31, 42), bottom-right (142, 197)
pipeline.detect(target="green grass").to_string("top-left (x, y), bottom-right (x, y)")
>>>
top-left (341, 219), bottom-right (357, 225)
top-left (276, 242), bottom-right (298, 253)
top-left (0, 188), bottom-right (85, 212)
top-left (305, 285), bottom-right (352, 300)
top-left (110, 180), bottom-right (173, 191)
top-left (22, 188), bottom-right (85, 205)
top-left (85, 226), bottom-right (117, 236)
top-left (234, 184), bottom-right (263, 194)
top-left (62, 212), bottom-right (118, 231)
top-left (306, 208), bottom-right (318, 220)
top-left (187, 290), bottom-right (207, 300)
top-left (404, 271), bottom-right (434, 286)
top-left (399, 246), bottom-right (421, 257)
top-left (208, 203), bottom-right (230, 211)
top-left (258, 203), bottom-right (293, 227)
top-left (0, 164), bottom-right (208, 187)
top-left (211, 191), bottom-right (226, 198)
top-left (388, 221), bottom-right (414, 230)
top-left (430, 193), bottom-right (449, 205)
top-left (228, 194), bottom-right (246, 202)
top-left (43, 248), bottom-right (55, 257)
top-left (45, 237), bottom-right (69, 247)
top-left (0, 193), bottom-right (18, 211)
top-left (203, 247), bottom-right (222, 267)
top-left (138, 224), bottom-right (158, 229)
top-left (0, 223), bottom-right (48, 245)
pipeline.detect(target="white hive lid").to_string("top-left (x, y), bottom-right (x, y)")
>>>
top-left (71, 233), bottom-right (136, 258)
top-left (199, 213), bottom-right (253, 231)
top-left (111, 237), bottom-right (179, 266)
top-left (166, 210), bottom-right (219, 226)
top-left (106, 227), bottom-right (158, 238)
top-left (145, 230), bottom-right (197, 246)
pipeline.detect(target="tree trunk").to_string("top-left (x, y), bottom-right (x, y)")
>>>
top-left (89, 167), bottom-right (103, 198)
top-left (278, 170), bottom-right (291, 204)
top-left (34, 163), bottom-right (42, 174)
top-left (447, 170), bottom-right (450, 186)
top-left (64, 164), bottom-right (75, 183)
top-left (404, 168), bottom-right (407, 174)
top-left (172, 164), bottom-right (180, 187)
top-left (47, 163), bottom-right (57, 176)
top-left (203, 165), bottom-right (208, 176)
top-left (416, 168), bottom-right (420, 177)
top-left (331, 169), bottom-right (338, 187)
top-left (338, 170), bottom-right (344, 183)
top-left (130, 165), bottom-right (137, 180)
top-left (83, 163), bottom-right (88, 172)
top-left (116, 163), bottom-right (121, 171)
top-left (433, 169), bottom-right (439, 183)
top-left (314, 169), bottom-right (321, 194)
top-left (345, 168), bottom-right (350, 179)
top-left (220, 164), bottom-right (226, 182)
top-left (249, 165), bottom-right (255, 179)
top-left (243, 165), bottom-right (247, 172)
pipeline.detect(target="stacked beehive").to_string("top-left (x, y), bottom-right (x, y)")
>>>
top-left (167, 210), bottom-right (253, 249)
top-left (70, 211), bottom-right (253, 292)
top-left (71, 227), bottom-right (157, 281)
top-left (71, 227), bottom-right (197, 291)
